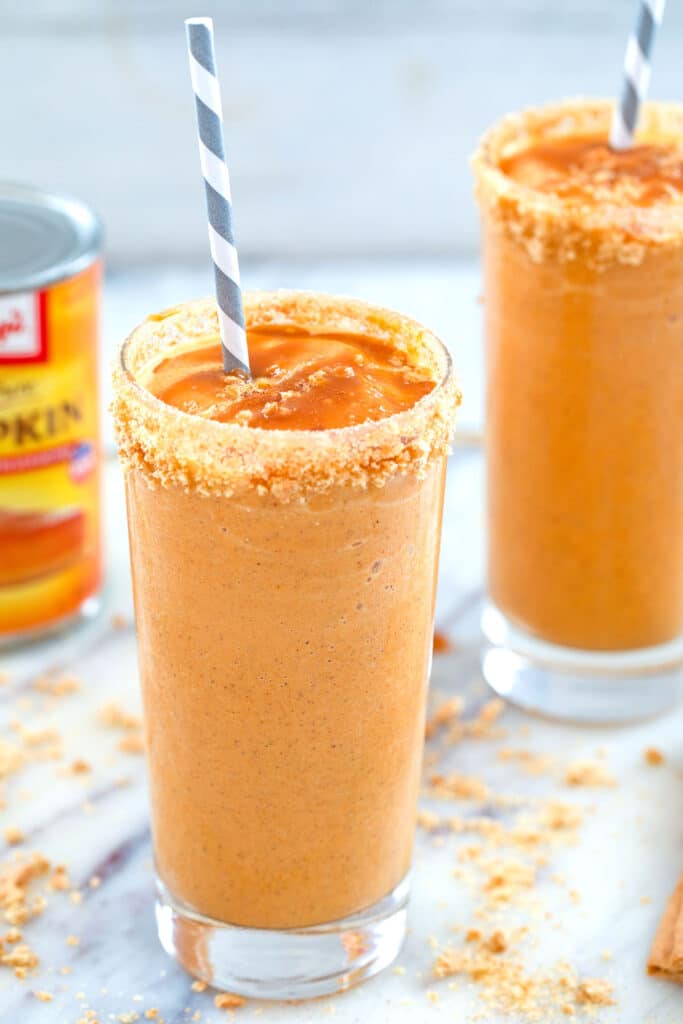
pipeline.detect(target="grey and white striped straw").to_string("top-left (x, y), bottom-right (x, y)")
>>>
top-left (185, 17), bottom-right (250, 375)
top-left (610, 0), bottom-right (667, 150)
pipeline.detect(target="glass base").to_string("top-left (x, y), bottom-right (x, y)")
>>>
top-left (481, 602), bottom-right (683, 723)
top-left (155, 874), bottom-right (409, 1000)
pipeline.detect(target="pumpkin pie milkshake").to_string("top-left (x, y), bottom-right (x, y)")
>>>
top-left (112, 291), bottom-right (460, 998)
top-left (473, 100), bottom-right (683, 721)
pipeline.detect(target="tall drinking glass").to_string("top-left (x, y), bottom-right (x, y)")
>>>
top-left (473, 100), bottom-right (683, 722)
top-left (112, 291), bottom-right (460, 997)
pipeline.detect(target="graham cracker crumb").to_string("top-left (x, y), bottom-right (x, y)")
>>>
top-left (449, 699), bottom-right (507, 743)
top-left (476, 699), bottom-right (505, 727)
top-left (4, 826), bottom-right (24, 846)
top-left (417, 809), bottom-right (442, 831)
top-left (418, 704), bottom-right (615, 1017)
top-left (33, 673), bottom-right (80, 697)
top-left (484, 928), bottom-right (508, 954)
top-left (425, 697), bottom-right (463, 739)
top-left (448, 815), bottom-right (505, 842)
top-left (214, 992), bottom-right (246, 1009)
top-left (576, 978), bottom-right (615, 1005)
top-left (498, 748), bottom-right (554, 776)
top-left (0, 740), bottom-right (24, 780)
top-left (482, 858), bottom-right (536, 905)
top-left (34, 990), bottom-right (53, 1001)
top-left (66, 935), bottom-right (80, 946)
top-left (117, 732), bottom-right (145, 755)
top-left (111, 613), bottom-right (129, 629)
top-left (69, 759), bottom-right (91, 775)
top-left (430, 772), bottom-right (490, 801)
top-left (644, 747), bottom-right (665, 766)
top-left (0, 851), bottom-right (50, 931)
top-left (540, 800), bottom-right (583, 831)
top-left (99, 703), bottom-right (141, 732)
top-left (565, 759), bottom-right (616, 788)
top-left (1, 942), bottom-right (39, 976)
top-left (19, 726), bottom-right (61, 751)
top-left (433, 939), bottom-right (616, 1018)
top-left (99, 703), bottom-right (144, 755)
top-left (191, 980), bottom-right (207, 992)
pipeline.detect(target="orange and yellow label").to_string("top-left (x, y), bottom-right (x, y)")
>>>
top-left (0, 263), bottom-right (102, 637)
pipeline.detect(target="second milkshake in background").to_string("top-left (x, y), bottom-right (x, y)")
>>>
top-left (473, 99), bottom-right (683, 721)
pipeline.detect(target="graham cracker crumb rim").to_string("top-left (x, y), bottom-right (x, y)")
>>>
top-left (471, 97), bottom-right (683, 266)
top-left (112, 291), bottom-right (461, 501)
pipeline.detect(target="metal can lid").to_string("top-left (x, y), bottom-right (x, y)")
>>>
top-left (0, 183), bottom-right (103, 294)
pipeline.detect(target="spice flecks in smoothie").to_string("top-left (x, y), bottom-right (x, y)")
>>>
top-left (501, 135), bottom-right (683, 208)
top-left (144, 328), bottom-right (436, 431)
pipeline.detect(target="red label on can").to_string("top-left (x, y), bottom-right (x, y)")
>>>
top-left (0, 291), bottom-right (47, 364)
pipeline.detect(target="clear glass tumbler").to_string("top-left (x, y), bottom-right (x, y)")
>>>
top-left (473, 99), bottom-right (683, 722)
top-left (112, 291), bottom-right (460, 997)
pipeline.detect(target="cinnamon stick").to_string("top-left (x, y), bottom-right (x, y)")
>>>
top-left (648, 873), bottom-right (683, 982)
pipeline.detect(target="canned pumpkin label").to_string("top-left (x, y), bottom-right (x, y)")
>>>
top-left (0, 262), bottom-right (102, 637)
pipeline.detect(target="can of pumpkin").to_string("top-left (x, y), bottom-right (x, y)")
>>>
top-left (0, 184), bottom-right (103, 644)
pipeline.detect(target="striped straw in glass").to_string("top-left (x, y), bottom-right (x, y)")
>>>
top-left (185, 17), bottom-right (250, 375)
top-left (610, 0), bottom-right (667, 151)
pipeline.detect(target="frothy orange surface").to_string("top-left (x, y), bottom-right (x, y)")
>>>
top-left (502, 135), bottom-right (683, 208)
top-left (144, 328), bottom-right (436, 431)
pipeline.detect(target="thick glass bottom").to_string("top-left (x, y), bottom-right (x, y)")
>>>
top-left (481, 602), bottom-right (683, 723)
top-left (155, 874), bottom-right (409, 1000)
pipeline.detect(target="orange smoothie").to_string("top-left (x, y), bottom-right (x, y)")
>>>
top-left (474, 101), bottom-right (683, 652)
top-left (113, 293), bottom-right (460, 931)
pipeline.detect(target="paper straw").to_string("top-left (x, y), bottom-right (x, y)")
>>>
top-left (610, 0), bottom-right (667, 150)
top-left (185, 17), bottom-right (250, 375)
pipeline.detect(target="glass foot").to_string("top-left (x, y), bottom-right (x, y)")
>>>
top-left (481, 602), bottom-right (683, 723)
top-left (155, 874), bottom-right (409, 1000)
